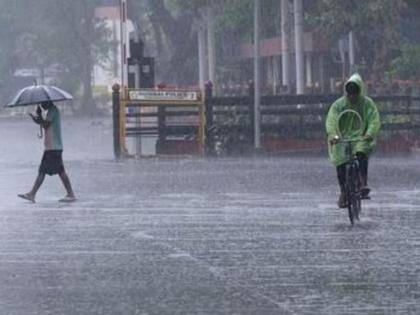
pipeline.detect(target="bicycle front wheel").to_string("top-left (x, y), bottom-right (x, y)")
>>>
top-left (346, 164), bottom-right (358, 225)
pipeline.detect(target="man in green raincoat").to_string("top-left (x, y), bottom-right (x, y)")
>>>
top-left (326, 74), bottom-right (381, 208)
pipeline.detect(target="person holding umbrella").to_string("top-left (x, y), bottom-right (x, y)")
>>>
top-left (5, 84), bottom-right (76, 202)
top-left (18, 101), bottom-right (76, 202)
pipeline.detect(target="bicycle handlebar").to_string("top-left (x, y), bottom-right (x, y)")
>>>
top-left (336, 109), bottom-right (365, 141)
top-left (336, 136), bottom-right (364, 143)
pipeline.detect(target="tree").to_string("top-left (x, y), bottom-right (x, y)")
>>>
top-left (0, 0), bottom-right (111, 113)
top-left (127, 0), bottom-right (197, 85)
top-left (128, 0), bottom-right (255, 85)
top-left (387, 43), bottom-right (420, 81)
top-left (37, 0), bottom-right (111, 113)
top-left (0, 0), bottom-right (33, 103)
top-left (308, 0), bottom-right (406, 86)
top-left (386, 0), bottom-right (420, 82)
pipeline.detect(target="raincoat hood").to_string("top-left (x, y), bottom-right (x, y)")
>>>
top-left (344, 73), bottom-right (365, 98)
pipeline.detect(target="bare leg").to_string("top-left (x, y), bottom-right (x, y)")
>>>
top-left (18, 172), bottom-right (45, 202)
top-left (58, 171), bottom-right (75, 198)
top-left (29, 172), bottom-right (46, 197)
top-left (356, 152), bottom-right (370, 197)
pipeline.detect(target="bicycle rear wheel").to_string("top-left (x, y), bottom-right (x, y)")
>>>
top-left (351, 192), bottom-right (361, 221)
top-left (346, 164), bottom-right (359, 225)
top-left (347, 195), bottom-right (355, 225)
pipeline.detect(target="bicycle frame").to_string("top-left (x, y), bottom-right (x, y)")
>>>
top-left (335, 109), bottom-right (365, 225)
top-left (341, 139), bottom-right (363, 225)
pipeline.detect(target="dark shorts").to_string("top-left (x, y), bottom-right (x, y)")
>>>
top-left (39, 150), bottom-right (65, 176)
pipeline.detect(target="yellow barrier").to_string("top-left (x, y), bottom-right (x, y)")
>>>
top-left (119, 88), bottom-right (205, 157)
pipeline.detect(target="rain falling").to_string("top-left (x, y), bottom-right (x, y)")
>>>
top-left (1, 1), bottom-right (420, 314)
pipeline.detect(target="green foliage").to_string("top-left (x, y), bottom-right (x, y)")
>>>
top-left (128, 0), bottom-right (267, 85)
top-left (169, 0), bottom-right (253, 37)
top-left (387, 43), bottom-right (420, 80)
top-left (308, 0), bottom-right (403, 39)
top-left (217, 0), bottom-right (253, 32)
top-left (308, 0), bottom-right (406, 83)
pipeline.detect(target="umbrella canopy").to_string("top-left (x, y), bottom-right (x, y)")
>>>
top-left (4, 84), bottom-right (73, 107)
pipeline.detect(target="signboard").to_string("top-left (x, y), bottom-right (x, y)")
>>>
top-left (129, 90), bottom-right (200, 102)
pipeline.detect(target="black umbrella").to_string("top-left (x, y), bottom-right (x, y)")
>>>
top-left (4, 84), bottom-right (73, 107)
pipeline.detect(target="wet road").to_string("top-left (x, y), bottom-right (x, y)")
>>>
top-left (1, 117), bottom-right (420, 314)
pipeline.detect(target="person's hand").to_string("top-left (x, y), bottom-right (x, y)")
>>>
top-left (36, 106), bottom-right (42, 117)
top-left (29, 113), bottom-right (42, 124)
top-left (363, 134), bottom-right (373, 142)
top-left (329, 135), bottom-right (340, 145)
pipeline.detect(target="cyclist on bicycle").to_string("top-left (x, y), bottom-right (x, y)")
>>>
top-left (326, 73), bottom-right (381, 208)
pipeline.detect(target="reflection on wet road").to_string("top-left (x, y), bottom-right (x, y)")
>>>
top-left (1, 117), bottom-right (420, 314)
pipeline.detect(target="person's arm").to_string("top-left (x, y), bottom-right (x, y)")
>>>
top-left (28, 111), bottom-right (52, 130)
top-left (325, 102), bottom-right (340, 144)
top-left (364, 101), bottom-right (381, 141)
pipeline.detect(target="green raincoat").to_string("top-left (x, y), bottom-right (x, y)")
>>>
top-left (325, 74), bottom-right (381, 166)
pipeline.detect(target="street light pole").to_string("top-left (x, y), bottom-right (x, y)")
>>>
top-left (349, 31), bottom-right (355, 73)
top-left (198, 24), bottom-right (207, 90)
top-left (294, 0), bottom-right (304, 94)
top-left (119, 0), bottom-right (128, 98)
top-left (281, 0), bottom-right (290, 91)
top-left (254, 0), bottom-right (261, 149)
top-left (207, 7), bottom-right (216, 89)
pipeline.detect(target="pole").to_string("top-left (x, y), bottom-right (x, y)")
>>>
top-left (306, 53), bottom-right (312, 89)
top-left (119, 0), bottom-right (128, 97)
top-left (207, 7), bottom-right (216, 90)
top-left (294, 0), bottom-right (304, 94)
top-left (198, 25), bottom-right (206, 90)
top-left (112, 84), bottom-right (121, 159)
top-left (281, 0), bottom-right (290, 91)
top-left (349, 31), bottom-right (355, 73)
top-left (204, 82), bottom-right (214, 155)
top-left (253, 0), bottom-right (261, 149)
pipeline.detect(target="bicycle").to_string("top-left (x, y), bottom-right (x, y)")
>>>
top-left (334, 109), bottom-right (368, 226)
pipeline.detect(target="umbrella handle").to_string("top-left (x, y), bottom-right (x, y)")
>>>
top-left (37, 125), bottom-right (43, 139)
top-left (36, 105), bottom-right (43, 138)
top-left (36, 105), bottom-right (42, 117)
